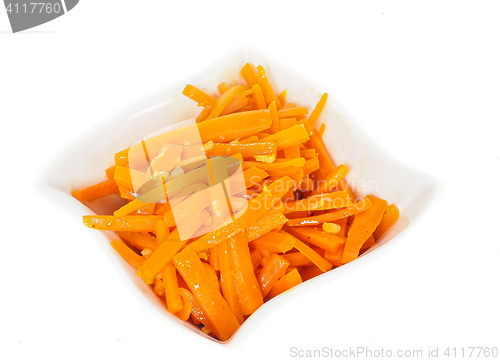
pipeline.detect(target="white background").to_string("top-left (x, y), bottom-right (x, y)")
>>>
top-left (1, 1), bottom-right (500, 360)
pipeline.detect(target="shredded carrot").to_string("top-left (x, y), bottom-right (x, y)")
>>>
top-left (257, 254), bottom-right (289, 298)
top-left (373, 204), bottom-right (399, 240)
top-left (72, 179), bottom-right (119, 202)
top-left (111, 239), bottom-right (144, 268)
top-left (308, 93), bottom-right (328, 127)
top-left (266, 268), bottom-right (302, 300)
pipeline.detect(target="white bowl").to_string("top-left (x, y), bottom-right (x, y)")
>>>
top-left (40, 49), bottom-right (441, 344)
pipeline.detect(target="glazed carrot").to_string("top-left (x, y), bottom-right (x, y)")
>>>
top-left (286, 198), bottom-right (372, 226)
top-left (244, 167), bottom-right (269, 188)
top-left (298, 177), bottom-right (314, 191)
top-left (217, 82), bottom-right (229, 95)
top-left (268, 100), bottom-right (280, 134)
top-left (155, 219), bottom-right (170, 242)
top-left (303, 157), bottom-right (320, 176)
top-left (281, 231), bottom-right (333, 272)
top-left (72, 179), bottom-right (119, 202)
top-left (182, 84), bottom-right (215, 106)
top-left (315, 164), bottom-right (349, 194)
top-left (154, 277), bottom-right (165, 297)
top-left (250, 248), bottom-right (262, 270)
top-left (266, 166), bottom-right (301, 178)
top-left (243, 158), bottom-right (306, 171)
top-left (266, 268), bottom-right (302, 300)
top-left (308, 93), bottom-right (328, 127)
top-left (257, 254), bottom-right (289, 298)
top-left (306, 129), bottom-right (336, 177)
top-left (111, 239), bottom-right (144, 268)
top-left (203, 262), bottom-right (220, 292)
top-left (239, 135), bottom-right (259, 144)
top-left (188, 176), bottom-right (293, 252)
top-left (240, 63), bottom-right (259, 87)
top-left (218, 240), bottom-right (244, 324)
top-left (300, 149), bottom-right (316, 160)
top-left (337, 179), bottom-right (356, 202)
top-left (278, 107), bottom-right (308, 119)
top-left (260, 124), bottom-right (310, 151)
top-left (277, 89), bottom-right (287, 105)
top-left (297, 265), bottom-right (324, 282)
top-left (175, 290), bottom-right (192, 321)
top-left (173, 247), bottom-right (240, 341)
top-left (360, 235), bottom-right (376, 252)
top-left (324, 245), bottom-right (344, 267)
top-left (84, 215), bottom-right (167, 232)
top-left (283, 191), bottom-right (351, 213)
top-left (373, 204), bottom-right (399, 240)
top-left (284, 145), bottom-right (301, 159)
top-left (318, 123), bottom-right (326, 137)
top-left (227, 232), bottom-right (264, 315)
top-left (284, 226), bottom-right (345, 253)
top-left (282, 251), bottom-right (314, 267)
top-left (196, 105), bottom-right (213, 123)
top-left (245, 212), bottom-right (287, 242)
top-left (178, 288), bottom-right (211, 327)
top-left (250, 231), bottom-right (295, 253)
top-left (342, 195), bottom-right (388, 263)
top-left (117, 231), bottom-right (158, 251)
top-left (105, 165), bottom-right (116, 180)
top-left (251, 84), bottom-right (266, 110)
top-left (206, 142), bottom-right (277, 159)
top-left (279, 117), bottom-right (297, 130)
top-left (206, 86), bottom-right (249, 120)
top-left (131, 202), bottom-right (156, 215)
top-left (219, 96), bottom-right (249, 116)
top-left (256, 65), bottom-right (282, 109)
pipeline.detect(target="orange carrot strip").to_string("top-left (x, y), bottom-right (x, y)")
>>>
top-left (281, 231), bottom-right (333, 272)
top-left (249, 231), bottom-right (295, 253)
top-left (337, 179), bottom-right (356, 202)
top-left (182, 84), bottom-right (215, 106)
top-left (324, 245), bottom-right (345, 267)
top-left (277, 89), bottom-right (287, 105)
top-left (239, 135), bottom-right (259, 144)
top-left (218, 240), bottom-right (244, 324)
top-left (308, 93), bottom-right (328, 127)
top-left (227, 232), bottom-right (264, 315)
top-left (240, 63), bottom-right (259, 87)
top-left (153, 277), bottom-right (165, 297)
top-left (206, 142), bottom-right (276, 159)
top-left (250, 248), bottom-right (262, 270)
top-left (217, 82), bottom-right (229, 95)
top-left (114, 166), bottom-right (152, 193)
top-left (283, 191), bottom-right (351, 213)
top-left (137, 210), bottom-right (210, 284)
top-left (243, 158), bottom-right (306, 171)
top-left (260, 124), bottom-right (310, 151)
top-left (206, 86), bottom-right (249, 120)
top-left (111, 239), bottom-right (144, 268)
top-left (306, 129), bottom-right (336, 177)
top-left (257, 254), bottom-right (290, 298)
top-left (84, 215), bottom-right (167, 232)
top-left (286, 198), bottom-right (372, 226)
top-left (373, 204), bottom-right (400, 241)
top-left (279, 117), bottom-right (297, 130)
top-left (209, 246), bottom-right (220, 271)
top-left (71, 179), bottom-right (119, 202)
top-left (298, 265), bottom-right (324, 282)
top-left (360, 234), bottom-right (376, 252)
top-left (251, 84), bottom-right (266, 110)
top-left (203, 262), bottom-right (220, 292)
top-left (278, 107), bottom-right (309, 119)
top-left (298, 177), bottom-right (314, 191)
top-left (188, 176), bottom-right (293, 252)
top-left (256, 65), bottom-right (282, 109)
top-left (245, 212), bottom-right (287, 242)
top-left (316, 164), bottom-right (349, 194)
top-left (303, 157), bottom-right (320, 176)
top-left (173, 247), bottom-right (240, 341)
top-left (266, 268), bottom-right (302, 300)
top-left (300, 148), bottom-right (317, 160)
top-left (178, 288), bottom-right (211, 327)
top-left (155, 219), bottom-right (170, 242)
top-left (244, 167), bottom-right (269, 188)
top-left (268, 100), bottom-right (281, 134)
top-left (284, 146), bottom-right (301, 159)
top-left (342, 195), bottom-right (388, 263)
top-left (105, 165), bottom-right (116, 180)
top-left (282, 251), bottom-right (315, 267)
top-left (284, 226), bottom-right (345, 253)
top-left (219, 96), bottom-right (249, 116)
top-left (196, 105), bottom-right (213, 123)
top-left (117, 231), bottom-right (158, 251)
top-left (175, 290), bottom-right (192, 321)
top-left (318, 123), bottom-right (326, 137)
top-left (131, 202), bottom-right (156, 215)
top-left (266, 166), bottom-right (300, 178)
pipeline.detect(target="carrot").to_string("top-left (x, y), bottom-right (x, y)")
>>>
top-left (250, 248), bottom-right (262, 270)
top-left (206, 142), bottom-right (277, 159)
top-left (196, 105), bottom-right (213, 123)
top-left (324, 245), bottom-right (344, 267)
top-left (373, 204), bottom-right (399, 241)
top-left (249, 231), bottom-right (295, 253)
top-left (72, 179), bottom-right (119, 202)
top-left (173, 247), bottom-right (240, 341)
top-left (284, 145), bottom-right (301, 159)
top-left (227, 232), bottom-right (264, 315)
top-left (84, 215), bottom-right (167, 232)
top-left (260, 124), bottom-right (310, 151)
top-left (219, 96), bottom-right (249, 116)
top-left (308, 93), bottom-right (328, 127)
top-left (315, 164), bottom-right (349, 194)
top-left (188, 176), bottom-right (293, 252)
top-left (105, 165), bottom-right (116, 180)
top-left (178, 288), bottom-right (211, 327)
top-left (300, 148), bottom-right (316, 160)
top-left (217, 240), bottom-right (244, 324)
top-left (318, 123), bottom-right (326, 137)
top-left (256, 65), bottom-right (282, 109)
top-left (266, 268), bottom-right (302, 300)
top-left (281, 231), bottom-right (333, 272)
top-left (303, 157), bottom-right (320, 176)
top-left (155, 219), bottom-right (170, 242)
top-left (283, 191), bottom-right (351, 213)
top-left (283, 226), bottom-right (345, 253)
top-left (175, 290), bottom-right (192, 321)
top-left (286, 198), bottom-right (372, 226)
top-left (268, 100), bottom-right (281, 134)
top-left (245, 212), bottom-right (287, 242)
top-left (117, 231), bottom-right (158, 251)
top-left (282, 251), bottom-right (315, 267)
top-left (257, 254), bottom-right (290, 298)
top-left (243, 158), bottom-right (306, 171)
top-left (182, 84), bottom-right (215, 106)
top-left (154, 277), bottom-right (165, 297)
top-left (111, 239), bottom-right (144, 268)
top-left (240, 63), bottom-right (259, 87)
top-left (203, 262), bottom-right (220, 292)
top-left (279, 117), bottom-right (297, 130)
top-left (217, 82), bottom-right (229, 95)
top-left (251, 84), bottom-right (266, 110)
top-left (360, 235), bottom-right (376, 252)
top-left (277, 89), bottom-right (287, 105)
top-left (209, 244), bottom-right (220, 271)
top-left (278, 107), bottom-right (308, 119)
top-left (342, 196), bottom-right (388, 263)
top-left (297, 265), bottom-right (324, 282)
top-left (306, 129), bottom-right (336, 177)
top-left (244, 167), bottom-right (269, 188)
top-left (206, 86), bottom-right (249, 120)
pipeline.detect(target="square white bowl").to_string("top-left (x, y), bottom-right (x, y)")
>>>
top-left (40, 49), bottom-right (441, 344)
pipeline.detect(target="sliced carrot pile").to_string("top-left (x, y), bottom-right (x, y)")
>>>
top-left (73, 62), bottom-right (399, 341)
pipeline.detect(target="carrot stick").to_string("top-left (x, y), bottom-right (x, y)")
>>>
top-left (249, 231), bottom-right (295, 253)
top-left (342, 195), bottom-right (388, 263)
top-left (278, 107), bottom-right (309, 119)
top-left (250, 248), bottom-right (262, 270)
top-left (285, 198), bottom-right (372, 226)
top-left (251, 84), bottom-right (266, 110)
top-left (284, 146), bottom-right (301, 159)
top-left (306, 129), bottom-right (336, 177)
top-left (178, 288), bottom-right (211, 327)
top-left (298, 177), bottom-right (314, 191)
top-left (308, 93), bottom-right (328, 127)
top-left (218, 240), bottom-right (244, 324)
top-left (373, 204), bottom-right (399, 240)
top-left (209, 246), bottom-right (220, 271)
top-left (105, 165), bottom-right (116, 180)
top-left (196, 105), bottom-right (213, 123)
top-left (117, 231), bottom-right (158, 251)
top-left (240, 63), bottom-right (259, 87)
top-left (206, 142), bottom-right (277, 159)
top-left (203, 262), bottom-right (220, 292)
top-left (257, 254), bottom-right (290, 298)
top-left (217, 82), bottom-right (229, 95)
top-left (155, 219), bottom-right (170, 242)
top-left (279, 117), bottom-right (297, 130)
top-left (280, 231), bottom-right (333, 272)
top-left (300, 148), bottom-right (317, 160)
top-left (256, 65), bottom-right (282, 109)
top-left (243, 158), bottom-right (306, 171)
top-left (219, 96), bottom-right (249, 116)
top-left (303, 157), bottom-right (320, 176)
top-left (206, 86), bottom-right (249, 120)
top-left (268, 100), bottom-right (281, 134)
top-left (360, 234), bottom-right (375, 252)
top-left (239, 135), bottom-right (259, 144)
top-left (260, 124), bottom-right (310, 151)
top-left (227, 232), bottom-right (264, 315)
top-left (318, 123), bottom-right (326, 137)
top-left (283, 191), bottom-right (351, 213)
top-left (324, 245), bottom-right (344, 267)
top-left (282, 251), bottom-right (315, 267)
top-left (111, 239), bottom-right (144, 268)
top-left (266, 268), bottom-right (302, 300)
top-left (173, 247), bottom-right (240, 341)
top-left (182, 84), bottom-right (215, 106)
top-left (153, 277), bottom-right (165, 297)
top-left (84, 215), bottom-right (167, 232)
top-left (298, 265), bottom-right (324, 282)
top-left (72, 179), bottom-right (119, 202)
top-left (244, 167), bottom-right (269, 188)
top-left (175, 290), bottom-right (192, 321)
top-left (277, 89), bottom-right (287, 105)
top-left (315, 164), bottom-right (349, 194)
top-left (188, 176), bottom-right (293, 252)
top-left (245, 212), bottom-right (287, 242)
top-left (283, 226), bottom-right (345, 253)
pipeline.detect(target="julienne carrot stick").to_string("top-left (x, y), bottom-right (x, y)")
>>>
top-left (76, 62), bottom-right (399, 341)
